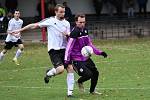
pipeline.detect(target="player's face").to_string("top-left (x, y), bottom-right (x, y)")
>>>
top-left (14, 11), bottom-right (20, 19)
top-left (76, 17), bottom-right (86, 29)
top-left (55, 7), bottom-right (65, 20)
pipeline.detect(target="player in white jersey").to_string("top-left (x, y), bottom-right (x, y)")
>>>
top-left (12, 4), bottom-right (74, 97)
top-left (0, 10), bottom-right (23, 66)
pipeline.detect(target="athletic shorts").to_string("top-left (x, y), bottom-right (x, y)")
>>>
top-left (4, 39), bottom-right (23, 50)
top-left (72, 58), bottom-right (97, 76)
top-left (48, 49), bottom-right (68, 68)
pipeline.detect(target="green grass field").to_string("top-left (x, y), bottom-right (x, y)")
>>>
top-left (0, 38), bottom-right (150, 100)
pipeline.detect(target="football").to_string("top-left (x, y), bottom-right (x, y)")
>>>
top-left (81, 46), bottom-right (93, 57)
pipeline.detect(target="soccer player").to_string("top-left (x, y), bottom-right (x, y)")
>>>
top-left (0, 10), bottom-right (23, 66)
top-left (65, 14), bottom-right (107, 95)
top-left (12, 4), bottom-right (74, 97)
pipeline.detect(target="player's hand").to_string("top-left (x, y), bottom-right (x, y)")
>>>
top-left (13, 33), bottom-right (21, 38)
top-left (8, 31), bottom-right (15, 35)
top-left (101, 52), bottom-right (107, 58)
top-left (12, 30), bottom-right (20, 34)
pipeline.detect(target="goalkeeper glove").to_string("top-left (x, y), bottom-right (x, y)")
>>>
top-left (101, 52), bottom-right (107, 58)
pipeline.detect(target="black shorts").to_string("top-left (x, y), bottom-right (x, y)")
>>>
top-left (72, 58), bottom-right (97, 76)
top-left (4, 39), bottom-right (23, 50)
top-left (48, 49), bottom-right (68, 68)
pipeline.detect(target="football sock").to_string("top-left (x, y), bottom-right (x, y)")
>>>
top-left (14, 49), bottom-right (22, 59)
top-left (47, 68), bottom-right (56, 76)
top-left (0, 52), bottom-right (4, 61)
top-left (67, 73), bottom-right (74, 96)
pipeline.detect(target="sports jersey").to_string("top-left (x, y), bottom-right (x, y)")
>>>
top-left (38, 16), bottom-right (70, 51)
top-left (65, 27), bottom-right (103, 62)
top-left (5, 18), bottom-right (23, 42)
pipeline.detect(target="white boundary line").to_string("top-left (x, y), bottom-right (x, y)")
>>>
top-left (112, 47), bottom-right (150, 52)
top-left (95, 57), bottom-right (150, 64)
top-left (0, 67), bottom-right (48, 72)
top-left (1, 85), bottom-right (150, 90)
top-left (97, 46), bottom-right (150, 52)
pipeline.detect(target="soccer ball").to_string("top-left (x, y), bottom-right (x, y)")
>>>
top-left (81, 46), bottom-right (93, 57)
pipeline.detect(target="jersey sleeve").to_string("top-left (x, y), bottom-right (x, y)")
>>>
top-left (87, 37), bottom-right (103, 55)
top-left (21, 20), bottom-right (23, 27)
top-left (7, 20), bottom-right (13, 31)
top-left (66, 22), bottom-right (70, 35)
top-left (38, 18), bottom-right (51, 28)
top-left (65, 37), bottom-right (76, 63)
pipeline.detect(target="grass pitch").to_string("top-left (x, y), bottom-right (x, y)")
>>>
top-left (0, 38), bottom-right (150, 100)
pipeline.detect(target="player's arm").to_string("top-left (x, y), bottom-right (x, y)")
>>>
top-left (65, 28), bottom-right (78, 64)
top-left (66, 22), bottom-right (71, 36)
top-left (87, 37), bottom-right (107, 58)
top-left (11, 23), bottom-right (39, 35)
top-left (7, 30), bottom-right (13, 34)
top-left (19, 23), bottom-right (39, 32)
top-left (13, 18), bottom-right (50, 34)
top-left (65, 38), bottom-right (76, 64)
top-left (63, 22), bottom-right (71, 36)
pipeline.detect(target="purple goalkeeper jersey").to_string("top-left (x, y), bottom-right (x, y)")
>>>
top-left (65, 27), bottom-right (103, 63)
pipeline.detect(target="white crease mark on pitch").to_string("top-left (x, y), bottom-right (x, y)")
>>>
top-left (1, 85), bottom-right (150, 90)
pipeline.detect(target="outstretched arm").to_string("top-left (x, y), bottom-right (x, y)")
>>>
top-left (87, 37), bottom-right (107, 58)
top-left (13, 23), bottom-right (39, 34)
top-left (22, 23), bottom-right (39, 31)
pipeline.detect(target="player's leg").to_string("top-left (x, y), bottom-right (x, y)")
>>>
top-left (66, 64), bottom-right (74, 97)
top-left (86, 58), bottom-right (100, 94)
top-left (59, 48), bottom-right (75, 97)
top-left (46, 65), bottom-right (64, 76)
top-left (45, 49), bottom-right (75, 97)
top-left (73, 61), bottom-right (93, 92)
top-left (0, 49), bottom-right (7, 61)
top-left (0, 41), bottom-right (13, 61)
top-left (13, 39), bottom-right (24, 65)
top-left (90, 69), bottom-right (99, 94)
top-left (44, 49), bottom-right (65, 83)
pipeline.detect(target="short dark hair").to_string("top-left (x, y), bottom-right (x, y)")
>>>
top-left (54, 4), bottom-right (65, 11)
top-left (75, 14), bottom-right (85, 21)
top-left (13, 9), bottom-right (20, 14)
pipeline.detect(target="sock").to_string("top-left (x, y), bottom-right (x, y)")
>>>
top-left (14, 49), bottom-right (22, 59)
top-left (47, 68), bottom-right (56, 76)
top-left (67, 73), bottom-right (74, 96)
top-left (0, 52), bottom-right (4, 61)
